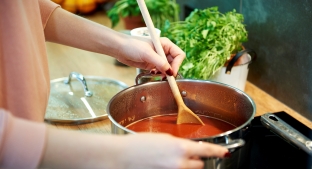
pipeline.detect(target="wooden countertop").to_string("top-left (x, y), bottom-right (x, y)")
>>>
top-left (46, 11), bottom-right (312, 132)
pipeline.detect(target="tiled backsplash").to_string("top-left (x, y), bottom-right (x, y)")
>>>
top-left (176, 0), bottom-right (312, 120)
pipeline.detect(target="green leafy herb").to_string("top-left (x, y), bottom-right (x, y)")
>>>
top-left (107, 0), bottom-right (180, 29)
top-left (162, 7), bottom-right (248, 79)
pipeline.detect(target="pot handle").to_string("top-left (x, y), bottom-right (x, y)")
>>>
top-left (63, 72), bottom-right (93, 97)
top-left (217, 138), bottom-right (245, 152)
top-left (261, 113), bottom-right (312, 155)
top-left (135, 72), bottom-right (183, 85)
top-left (201, 139), bottom-right (245, 161)
top-left (225, 48), bottom-right (257, 74)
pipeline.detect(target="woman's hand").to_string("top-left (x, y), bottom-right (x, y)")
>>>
top-left (118, 133), bottom-right (229, 169)
top-left (116, 36), bottom-right (185, 77)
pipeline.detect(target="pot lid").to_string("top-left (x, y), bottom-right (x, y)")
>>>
top-left (45, 72), bottom-right (128, 124)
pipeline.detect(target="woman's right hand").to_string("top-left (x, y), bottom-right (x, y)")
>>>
top-left (118, 133), bottom-right (229, 169)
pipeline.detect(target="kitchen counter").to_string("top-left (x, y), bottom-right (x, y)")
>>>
top-left (46, 11), bottom-right (312, 132)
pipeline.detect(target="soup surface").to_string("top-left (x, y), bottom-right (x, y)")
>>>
top-left (126, 114), bottom-right (236, 138)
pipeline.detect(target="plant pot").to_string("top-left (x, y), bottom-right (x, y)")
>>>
top-left (210, 49), bottom-right (257, 91)
top-left (122, 15), bottom-right (145, 30)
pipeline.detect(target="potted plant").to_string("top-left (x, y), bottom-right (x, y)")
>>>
top-left (107, 0), bottom-right (180, 30)
top-left (162, 7), bottom-right (249, 80)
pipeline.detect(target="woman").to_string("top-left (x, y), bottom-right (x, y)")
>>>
top-left (0, 0), bottom-right (229, 169)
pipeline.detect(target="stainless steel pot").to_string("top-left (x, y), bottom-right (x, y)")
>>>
top-left (107, 79), bottom-right (256, 169)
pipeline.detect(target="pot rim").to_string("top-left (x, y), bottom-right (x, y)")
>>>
top-left (107, 79), bottom-right (256, 139)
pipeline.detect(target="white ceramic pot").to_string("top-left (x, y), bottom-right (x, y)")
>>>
top-left (210, 49), bottom-right (256, 91)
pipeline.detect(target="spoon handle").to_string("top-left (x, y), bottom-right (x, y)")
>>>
top-left (136, 0), bottom-right (204, 125)
top-left (136, 0), bottom-right (183, 103)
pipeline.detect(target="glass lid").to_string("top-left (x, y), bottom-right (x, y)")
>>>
top-left (45, 72), bottom-right (128, 124)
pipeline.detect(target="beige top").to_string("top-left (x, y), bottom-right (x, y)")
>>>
top-left (0, 0), bottom-right (59, 168)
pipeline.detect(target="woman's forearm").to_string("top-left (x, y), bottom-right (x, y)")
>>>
top-left (44, 7), bottom-right (128, 58)
top-left (39, 126), bottom-right (124, 169)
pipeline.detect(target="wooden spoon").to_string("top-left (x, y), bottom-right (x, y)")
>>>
top-left (136, 0), bottom-right (204, 125)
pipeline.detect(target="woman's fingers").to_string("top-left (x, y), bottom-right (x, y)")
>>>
top-left (179, 159), bottom-right (204, 169)
top-left (177, 139), bottom-right (229, 169)
top-left (177, 140), bottom-right (230, 169)
top-left (120, 133), bottom-right (230, 169)
top-left (186, 141), bottom-right (229, 158)
top-left (160, 37), bottom-right (185, 76)
top-left (141, 37), bottom-right (185, 76)
top-left (144, 51), bottom-right (173, 75)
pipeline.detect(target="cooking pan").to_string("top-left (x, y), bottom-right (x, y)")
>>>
top-left (107, 78), bottom-right (256, 169)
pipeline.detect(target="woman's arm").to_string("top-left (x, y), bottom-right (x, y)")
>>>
top-left (44, 7), bottom-right (125, 59)
top-left (0, 109), bottom-right (228, 169)
top-left (44, 7), bottom-right (184, 76)
top-left (41, 125), bottom-right (229, 169)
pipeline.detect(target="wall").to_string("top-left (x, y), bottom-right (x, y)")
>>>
top-left (176, 0), bottom-right (312, 120)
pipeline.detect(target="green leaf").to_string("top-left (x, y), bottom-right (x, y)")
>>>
top-left (163, 7), bottom-right (248, 79)
top-left (201, 29), bottom-right (208, 39)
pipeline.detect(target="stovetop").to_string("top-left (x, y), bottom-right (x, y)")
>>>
top-left (245, 111), bottom-right (312, 169)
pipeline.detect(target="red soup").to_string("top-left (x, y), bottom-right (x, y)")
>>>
top-left (126, 114), bottom-right (236, 139)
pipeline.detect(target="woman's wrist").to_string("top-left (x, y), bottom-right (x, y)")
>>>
top-left (99, 30), bottom-right (131, 59)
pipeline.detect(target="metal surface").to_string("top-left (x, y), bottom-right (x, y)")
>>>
top-left (45, 73), bottom-right (128, 124)
top-left (219, 139), bottom-right (245, 151)
top-left (261, 113), bottom-right (312, 155)
top-left (64, 72), bottom-right (93, 97)
top-left (107, 79), bottom-right (256, 169)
